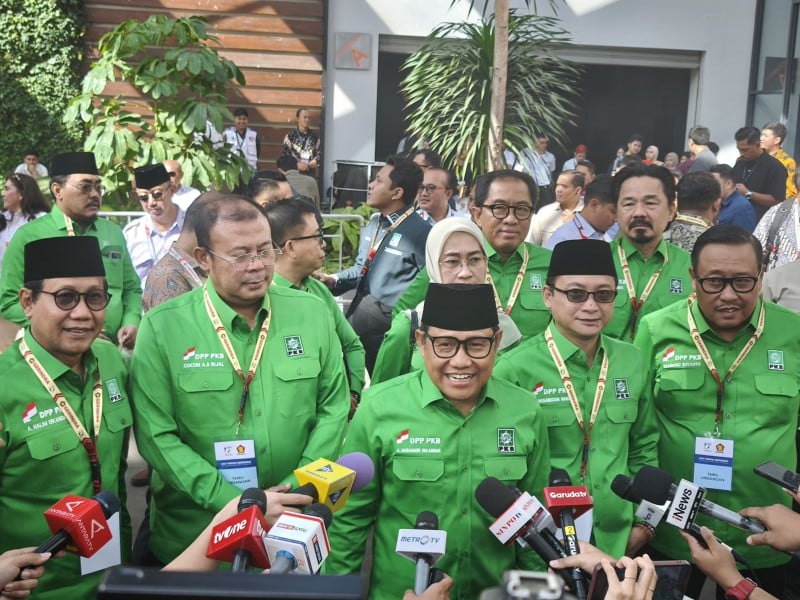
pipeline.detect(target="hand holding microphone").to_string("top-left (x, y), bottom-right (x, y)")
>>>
top-left (741, 504), bottom-right (800, 553)
top-left (0, 548), bottom-right (50, 597)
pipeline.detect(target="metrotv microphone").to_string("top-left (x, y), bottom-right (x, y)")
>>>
top-left (37, 491), bottom-right (120, 557)
top-left (206, 488), bottom-right (270, 571)
top-left (395, 511), bottom-right (447, 595)
top-left (264, 503), bottom-right (332, 574)
top-left (292, 452), bottom-right (375, 512)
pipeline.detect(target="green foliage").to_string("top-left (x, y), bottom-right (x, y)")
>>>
top-left (401, 11), bottom-right (581, 180)
top-left (322, 203), bottom-right (376, 272)
top-left (0, 0), bottom-right (84, 175)
top-left (65, 15), bottom-right (251, 207)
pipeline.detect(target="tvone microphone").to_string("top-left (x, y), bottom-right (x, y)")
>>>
top-left (395, 511), bottom-right (447, 595)
top-left (264, 503), bottom-right (332, 574)
top-left (292, 452), bottom-right (375, 511)
top-left (37, 491), bottom-right (120, 557)
top-left (544, 469), bottom-right (589, 600)
top-left (206, 488), bottom-right (271, 570)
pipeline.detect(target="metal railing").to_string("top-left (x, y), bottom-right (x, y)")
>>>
top-left (98, 211), bottom-right (366, 273)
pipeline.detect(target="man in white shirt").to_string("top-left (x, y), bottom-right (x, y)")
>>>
top-left (163, 159), bottom-right (200, 211)
top-left (528, 170), bottom-right (584, 246)
top-left (13, 151), bottom-right (48, 179)
top-left (416, 167), bottom-right (465, 224)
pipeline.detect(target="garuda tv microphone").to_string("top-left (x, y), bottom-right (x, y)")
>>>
top-left (475, 477), bottom-right (576, 590)
top-left (37, 491), bottom-right (120, 557)
top-left (544, 469), bottom-right (591, 600)
top-left (206, 487), bottom-right (271, 571)
top-left (292, 452), bottom-right (375, 512)
top-left (264, 503), bottom-right (333, 574)
top-left (395, 511), bottom-right (447, 595)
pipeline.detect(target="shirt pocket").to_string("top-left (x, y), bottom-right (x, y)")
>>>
top-left (275, 357), bottom-right (322, 418)
top-left (752, 373), bottom-right (798, 427)
top-left (656, 368), bottom-right (705, 425)
top-left (484, 456), bottom-right (528, 484)
top-left (103, 400), bottom-right (133, 433)
top-left (101, 244), bottom-right (125, 288)
top-left (392, 456), bottom-right (444, 483)
top-left (518, 288), bottom-right (548, 311)
top-left (26, 428), bottom-right (80, 461)
top-left (541, 403), bottom-right (578, 461)
top-left (177, 370), bottom-right (235, 429)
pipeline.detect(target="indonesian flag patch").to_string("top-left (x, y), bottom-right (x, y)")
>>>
top-left (22, 402), bottom-right (37, 423)
top-left (396, 429), bottom-right (409, 444)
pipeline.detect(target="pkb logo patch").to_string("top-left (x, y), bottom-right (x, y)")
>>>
top-left (614, 378), bottom-right (630, 399)
top-left (284, 335), bottom-right (304, 357)
top-left (105, 379), bottom-right (124, 403)
top-left (768, 350), bottom-right (785, 371)
top-left (497, 428), bottom-right (516, 453)
top-left (530, 274), bottom-right (543, 290)
top-left (669, 278), bottom-right (684, 294)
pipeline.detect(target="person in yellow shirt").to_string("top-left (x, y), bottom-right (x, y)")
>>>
top-left (761, 121), bottom-right (797, 199)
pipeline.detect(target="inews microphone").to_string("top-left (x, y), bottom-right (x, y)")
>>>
top-left (292, 452), bottom-right (375, 511)
top-left (395, 511), bottom-right (447, 595)
top-left (475, 477), bottom-right (575, 590)
top-left (206, 488), bottom-right (270, 570)
top-left (631, 466), bottom-right (765, 534)
top-left (37, 491), bottom-right (120, 557)
top-left (264, 503), bottom-right (332, 574)
top-left (544, 469), bottom-right (590, 600)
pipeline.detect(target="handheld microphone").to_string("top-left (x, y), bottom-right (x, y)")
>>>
top-left (37, 491), bottom-right (120, 557)
top-left (292, 452), bottom-right (375, 512)
top-left (544, 469), bottom-right (589, 600)
top-left (206, 488), bottom-right (271, 570)
top-left (395, 511), bottom-right (447, 595)
top-left (475, 477), bottom-right (575, 590)
top-left (264, 503), bottom-right (332, 574)
top-left (506, 484), bottom-right (567, 560)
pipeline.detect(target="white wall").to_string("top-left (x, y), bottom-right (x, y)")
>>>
top-left (324, 0), bottom-right (756, 184)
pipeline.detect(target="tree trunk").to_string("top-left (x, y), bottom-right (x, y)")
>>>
top-left (489, 0), bottom-right (509, 171)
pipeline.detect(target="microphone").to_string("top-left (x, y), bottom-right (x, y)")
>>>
top-left (475, 477), bottom-right (575, 589)
top-left (206, 488), bottom-right (271, 570)
top-left (395, 511), bottom-right (447, 595)
top-left (506, 484), bottom-right (567, 560)
top-left (37, 491), bottom-right (120, 557)
top-left (264, 503), bottom-right (333, 574)
top-left (292, 452), bottom-right (375, 512)
top-left (544, 469), bottom-right (589, 600)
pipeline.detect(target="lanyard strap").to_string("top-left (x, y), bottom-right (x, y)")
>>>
top-left (64, 213), bottom-right (76, 237)
top-left (544, 326), bottom-right (609, 480)
top-left (20, 339), bottom-right (103, 494)
top-left (360, 205), bottom-right (416, 277)
top-left (203, 284), bottom-right (271, 435)
top-left (617, 243), bottom-right (669, 340)
top-left (573, 215), bottom-right (589, 240)
top-left (169, 246), bottom-right (204, 287)
top-left (486, 245), bottom-right (529, 315)
top-left (686, 294), bottom-right (764, 434)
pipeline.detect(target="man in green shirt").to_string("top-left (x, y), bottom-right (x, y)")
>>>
top-left (0, 236), bottom-right (131, 599)
top-left (264, 197), bottom-right (366, 415)
top-left (606, 163), bottom-right (692, 341)
top-left (326, 283), bottom-right (551, 600)
top-left (495, 239), bottom-right (659, 559)
top-left (0, 152), bottom-right (142, 348)
top-left (130, 194), bottom-right (349, 564)
top-left (394, 169), bottom-right (552, 338)
top-left (634, 224), bottom-right (800, 598)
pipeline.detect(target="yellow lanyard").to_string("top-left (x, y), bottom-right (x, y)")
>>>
top-left (544, 326), bottom-right (609, 480)
top-left (20, 338), bottom-right (104, 493)
top-left (686, 294), bottom-right (764, 435)
top-left (64, 213), bottom-right (76, 237)
top-left (203, 284), bottom-right (271, 435)
top-left (617, 243), bottom-right (669, 340)
top-left (486, 245), bottom-right (529, 315)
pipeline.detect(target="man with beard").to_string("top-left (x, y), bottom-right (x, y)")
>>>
top-left (604, 163), bottom-right (692, 340)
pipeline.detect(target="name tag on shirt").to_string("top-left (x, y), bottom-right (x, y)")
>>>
top-left (80, 513), bottom-right (121, 575)
top-left (214, 439), bottom-right (258, 490)
top-left (693, 436), bottom-right (734, 491)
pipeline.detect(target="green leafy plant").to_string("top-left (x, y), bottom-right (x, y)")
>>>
top-left (322, 203), bottom-right (376, 272)
top-left (65, 15), bottom-right (251, 206)
top-left (401, 10), bottom-right (580, 180)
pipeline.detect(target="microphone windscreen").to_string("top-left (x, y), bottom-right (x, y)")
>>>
top-left (610, 474), bottom-right (634, 501)
top-left (630, 466), bottom-right (674, 505)
top-left (294, 483), bottom-right (319, 501)
top-left (337, 452), bottom-right (375, 491)
top-left (549, 468), bottom-right (572, 487)
top-left (415, 511), bottom-right (438, 530)
top-left (475, 477), bottom-right (517, 518)
top-left (238, 487), bottom-right (267, 513)
top-left (305, 503), bottom-right (333, 528)
top-left (95, 491), bottom-right (121, 518)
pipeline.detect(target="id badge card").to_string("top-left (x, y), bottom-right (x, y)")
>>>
top-left (214, 439), bottom-right (258, 490)
top-left (693, 435), bottom-right (734, 491)
top-left (80, 513), bottom-right (121, 575)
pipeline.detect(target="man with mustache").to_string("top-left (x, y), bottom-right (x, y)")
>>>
top-left (0, 152), bottom-right (141, 348)
top-left (604, 163), bottom-right (692, 340)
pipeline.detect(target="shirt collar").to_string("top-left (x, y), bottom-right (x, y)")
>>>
top-left (619, 234), bottom-right (667, 260)
top-left (549, 324), bottom-right (606, 363)
top-left (384, 206), bottom-right (412, 224)
top-left (145, 209), bottom-right (185, 237)
top-left (206, 279), bottom-right (270, 330)
top-left (689, 296), bottom-right (762, 338)
top-left (486, 240), bottom-right (527, 261)
top-left (22, 328), bottom-right (98, 380)
top-left (419, 367), bottom-right (494, 412)
top-left (271, 272), bottom-right (305, 291)
top-left (50, 204), bottom-right (97, 234)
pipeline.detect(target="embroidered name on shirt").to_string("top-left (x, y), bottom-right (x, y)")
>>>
top-left (24, 405), bottom-right (65, 431)
top-left (662, 346), bottom-right (702, 369)
top-left (182, 349), bottom-right (226, 369)
top-left (395, 434), bottom-right (442, 454)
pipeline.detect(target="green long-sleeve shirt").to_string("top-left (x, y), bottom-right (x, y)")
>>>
top-left (0, 205), bottom-right (142, 342)
top-left (272, 273), bottom-right (365, 394)
top-left (393, 242), bottom-right (552, 337)
top-left (494, 326), bottom-right (659, 558)
top-left (325, 371), bottom-right (552, 600)
top-left (634, 298), bottom-right (800, 568)
top-left (605, 236), bottom-right (691, 340)
top-left (130, 282), bottom-right (349, 563)
top-left (0, 331), bottom-right (131, 599)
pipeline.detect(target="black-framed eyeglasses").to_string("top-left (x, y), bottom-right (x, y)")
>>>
top-left (418, 184), bottom-right (447, 194)
top-left (696, 276), bottom-right (759, 294)
top-left (39, 289), bottom-right (111, 311)
top-left (424, 334), bottom-right (497, 359)
top-left (66, 181), bottom-right (105, 196)
top-left (481, 203), bottom-right (533, 220)
top-left (287, 231), bottom-right (325, 245)
top-left (551, 286), bottom-right (617, 304)
top-left (205, 247), bottom-right (276, 271)
top-left (136, 188), bottom-right (168, 203)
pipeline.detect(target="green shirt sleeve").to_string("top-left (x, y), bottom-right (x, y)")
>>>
top-left (371, 312), bottom-right (415, 385)
top-left (0, 222), bottom-right (29, 325)
top-left (392, 267), bottom-right (430, 315)
top-left (326, 290), bottom-right (365, 395)
top-left (119, 238), bottom-right (143, 328)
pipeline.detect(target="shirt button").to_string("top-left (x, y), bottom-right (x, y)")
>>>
top-left (726, 413), bottom-right (733, 420)
top-left (203, 382), bottom-right (209, 388)
top-left (594, 482), bottom-right (600, 489)
top-left (623, 412), bottom-right (629, 419)
top-left (121, 418), bottom-right (127, 425)
top-left (415, 471), bottom-right (422, 478)
top-left (53, 444), bottom-right (60, 451)
top-left (727, 377), bottom-right (734, 383)
top-left (460, 465), bottom-right (468, 472)
top-left (552, 416), bottom-right (559, 423)
top-left (297, 369), bottom-right (303, 375)
top-left (503, 468), bottom-right (510, 475)
top-left (460, 507), bottom-right (468, 516)
top-left (255, 410), bottom-right (263, 417)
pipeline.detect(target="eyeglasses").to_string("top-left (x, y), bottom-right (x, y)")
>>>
top-left (205, 247), bottom-right (276, 270)
top-left (439, 255), bottom-right (487, 272)
top-left (424, 334), bottom-right (496, 359)
top-left (136, 189), bottom-right (168, 203)
top-left (551, 286), bottom-right (617, 303)
top-left (418, 184), bottom-right (446, 194)
top-left (39, 289), bottom-right (111, 311)
top-left (287, 231), bottom-right (325, 245)
top-left (481, 203), bottom-right (533, 220)
top-left (167, 171), bottom-right (177, 177)
top-left (66, 181), bottom-right (105, 196)
top-left (696, 276), bottom-right (759, 294)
